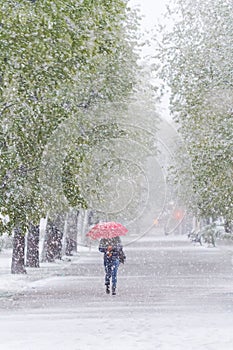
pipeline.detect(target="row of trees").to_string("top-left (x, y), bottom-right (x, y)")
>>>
top-left (155, 0), bottom-right (233, 226)
top-left (0, 1), bottom-right (158, 273)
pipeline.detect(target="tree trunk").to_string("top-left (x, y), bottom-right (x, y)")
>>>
top-left (224, 221), bottom-right (232, 233)
top-left (26, 224), bottom-right (40, 268)
top-left (42, 214), bottom-right (64, 262)
top-left (53, 213), bottom-right (64, 260)
top-left (11, 227), bottom-right (27, 274)
top-left (65, 210), bottom-right (78, 256)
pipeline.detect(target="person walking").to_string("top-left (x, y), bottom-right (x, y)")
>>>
top-left (99, 236), bottom-right (126, 295)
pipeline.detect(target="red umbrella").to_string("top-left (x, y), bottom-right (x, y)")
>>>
top-left (86, 221), bottom-right (128, 240)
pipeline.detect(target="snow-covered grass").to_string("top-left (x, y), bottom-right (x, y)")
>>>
top-left (1, 233), bottom-right (233, 350)
top-left (1, 311), bottom-right (233, 350)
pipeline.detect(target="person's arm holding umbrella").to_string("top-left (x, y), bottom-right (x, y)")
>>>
top-left (99, 239), bottom-right (113, 258)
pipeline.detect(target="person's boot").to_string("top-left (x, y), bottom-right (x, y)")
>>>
top-left (112, 286), bottom-right (116, 295)
top-left (106, 284), bottom-right (110, 294)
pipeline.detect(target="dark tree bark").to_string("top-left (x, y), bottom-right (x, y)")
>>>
top-left (41, 220), bottom-right (52, 262)
top-left (42, 214), bottom-right (64, 262)
top-left (224, 221), bottom-right (232, 233)
top-left (65, 210), bottom-right (78, 256)
top-left (11, 227), bottom-right (27, 274)
top-left (26, 224), bottom-right (40, 268)
top-left (53, 214), bottom-right (65, 259)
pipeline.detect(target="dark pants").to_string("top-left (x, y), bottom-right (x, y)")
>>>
top-left (104, 258), bottom-right (120, 288)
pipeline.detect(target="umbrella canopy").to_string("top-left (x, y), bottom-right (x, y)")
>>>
top-left (86, 221), bottom-right (128, 240)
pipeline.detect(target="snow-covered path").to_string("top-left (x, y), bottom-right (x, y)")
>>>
top-left (1, 233), bottom-right (233, 350)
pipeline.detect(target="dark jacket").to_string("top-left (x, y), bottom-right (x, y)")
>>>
top-left (99, 237), bottom-right (126, 263)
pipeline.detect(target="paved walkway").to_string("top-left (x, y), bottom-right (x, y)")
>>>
top-left (1, 232), bottom-right (233, 350)
top-left (1, 232), bottom-right (233, 313)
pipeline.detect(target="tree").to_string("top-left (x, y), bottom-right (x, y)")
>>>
top-left (41, 215), bottom-right (64, 263)
top-left (26, 223), bottom-right (40, 268)
top-left (155, 0), bottom-right (233, 222)
top-left (0, 0), bottom-right (141, 272)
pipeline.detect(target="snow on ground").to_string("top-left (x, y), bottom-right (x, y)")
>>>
top-left (1, 232), bottom-right (233, 350)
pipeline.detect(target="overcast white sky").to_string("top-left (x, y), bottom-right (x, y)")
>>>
top-left (128, 0), bottom-right (169, 58)
top-left (129, 0), bottom-right (168, 31)
top-left (129, 0), bottom-right (172, 121)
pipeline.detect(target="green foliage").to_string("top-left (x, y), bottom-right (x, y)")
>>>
top-left (0, 0), bottom-right (140, 232)
top-left (61, 122), bottom-right (126, 208)
top-left (155, 0), bottom-right (233, 220)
